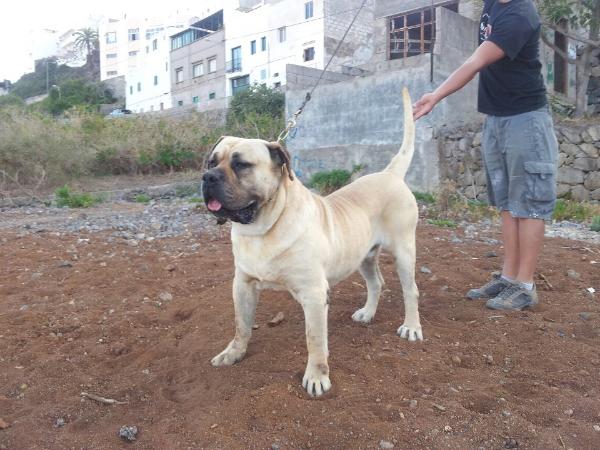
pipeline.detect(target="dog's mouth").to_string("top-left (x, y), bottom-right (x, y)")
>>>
top-left (206, 198), bottom-right (258, 224)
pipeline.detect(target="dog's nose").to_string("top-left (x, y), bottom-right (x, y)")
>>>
top-left (202, 169), bottom-right (223, 185)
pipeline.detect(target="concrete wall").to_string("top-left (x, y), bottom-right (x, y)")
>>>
top-left (324, 0), bottom-right (378, 71)
top-left (285, 8), bottom-right (481, 192)
top-left (170, 29), bottom-right (227, 111)
top-left (286, 62), bottom-right (440, 192)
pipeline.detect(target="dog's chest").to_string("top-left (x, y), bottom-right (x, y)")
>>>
top-left (232, 241), bottom-right (289, 289)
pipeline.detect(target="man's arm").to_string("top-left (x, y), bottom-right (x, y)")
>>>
top-left (413, 41), bottom-right (506, 120)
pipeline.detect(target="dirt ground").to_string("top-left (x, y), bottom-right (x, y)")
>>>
top-left (1, 223), bottom-right (599, 450)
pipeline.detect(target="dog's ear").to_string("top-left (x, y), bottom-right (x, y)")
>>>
top-left (204, 136), bottom-right (226, 169)
top-left (266, 142), bottom-right (294, 181)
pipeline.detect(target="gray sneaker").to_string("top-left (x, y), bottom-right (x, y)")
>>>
top-left (466, 274), bottom-right (514, 300)
top-left (486, 284), bottom-right (538, 311)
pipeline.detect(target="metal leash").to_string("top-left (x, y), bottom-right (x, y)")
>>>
top-left (277, 0), bottom-right (369, 143)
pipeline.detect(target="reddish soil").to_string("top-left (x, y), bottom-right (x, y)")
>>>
top-left (1, 225), bottom-right (599, 450)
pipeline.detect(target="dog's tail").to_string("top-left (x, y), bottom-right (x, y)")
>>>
top-left (384, 87), bottom-right (415, 179)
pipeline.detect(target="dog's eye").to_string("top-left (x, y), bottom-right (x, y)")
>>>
top-left (232, 160), bottom-right (253, 171)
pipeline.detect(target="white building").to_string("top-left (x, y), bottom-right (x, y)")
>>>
top-left (98, 14), bottom-right (187, 82)
top-left (126, 29), bottom-right (173, 112)
top-left (223, 0), bottom-right (325, 96)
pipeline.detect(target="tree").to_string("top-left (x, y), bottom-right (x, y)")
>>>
top-left (72, 28), bottom-right (99, 64)
top-left (537, 0), bottom-right (600, 116)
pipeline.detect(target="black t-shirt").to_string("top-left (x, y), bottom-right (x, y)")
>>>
top-left (477, 0), bottom-right (547, 116)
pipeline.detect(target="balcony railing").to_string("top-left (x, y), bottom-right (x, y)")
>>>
top-left (226, 59), bottom-right (242, 73)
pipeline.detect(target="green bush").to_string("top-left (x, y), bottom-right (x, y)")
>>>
top-left (413, 191), bottom-right (436, 204)
top-left (591, 216), bottom-right (600, 232)
top-left (427, 218), bottom-right (457, 228)
top-left (55, 185), bottom-right (103, 208)
top-left (135, 194), bottom-right (151, 204)
top-left (552, 199), bottom-right (594, 222)
top-left (310, 169), bottom-right (353, 194)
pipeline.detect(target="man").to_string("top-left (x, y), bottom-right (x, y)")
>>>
top-left (413, 0), bottom-right (558, 311)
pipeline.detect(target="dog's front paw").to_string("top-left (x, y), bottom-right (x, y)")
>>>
top-left (352, 307), bottom-right (375, 324)
top-left (302, 363), bottom-right (332, 397)
top-left (211, 344), bottom-right (245, 366)
top-left (397, 322), bottom-right (423, 342)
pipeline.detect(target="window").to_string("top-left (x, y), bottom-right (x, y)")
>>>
top-left (106, 53), bottom-right (117, 59)
top-left (106, 32), bottom-right (117, 44)
top-left (177, 100), bottom-right (183, 106)
top-left (129, 51), bottom-right (138, 56)
top-left (250, 40), bottom-right (256, 55)
top-left (193, 62), bottom-right (204, 78)
top-left (274, 81), bottom-right (281, 88)
top-left (209, 92), bottom-right (216, 100)
top-left (146, 46), bottom-right (149, 54)
top-left (165, 62), bottom-right (168, 72)
top-left (305, 1), bottom-right (314, 19)
top-left (231, 46), bottom-right (242, 72)
top-left (261, 36), bottom-right (267, 51)
top-left (129, 86), bottom-right (133, 95)
top-left (150, 105), bottom-right (154, 111)
top-left (160, 102), bottom-right (164, 110)
top-left (107, 70), bottom-right (118, 76)
top-left (208, 57), bottom-right (217, 73)
top-left (154, 75), bottom-right (158, 85)
top-left (175, 67), bottom-right (184, 83)
top-left (128, 28), bottom-right (139, 41)
top-left (231, 75), bottom-right (250, 95)
top-left (303, 47), bottom-right (315, 62)
top-left (153, 39), bottom-right (158, 50)
top-left (278, 27), bottom-right (286, 43)
top-left (388, 3), bottom-right (458, 60)
top-left (260, 69), bottom-right (267, 80)
top-left (192, 96), bottom-right (199, 103)
top-left (137, 82), bottom-right (141, 92)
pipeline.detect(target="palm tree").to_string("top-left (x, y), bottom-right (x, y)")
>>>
top-left (72, 28), bottom-right (99, 62)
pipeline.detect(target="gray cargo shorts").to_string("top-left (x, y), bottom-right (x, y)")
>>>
top-left (482, 107), bottom-right (558, 220)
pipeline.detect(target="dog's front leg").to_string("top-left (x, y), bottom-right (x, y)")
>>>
top-left (211, 270), bottom-right (258, 366)
top-left (295, 284), bottom-right (331, 397)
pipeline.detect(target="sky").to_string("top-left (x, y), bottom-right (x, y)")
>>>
top-left (0, 0), bottom-right (215, 82)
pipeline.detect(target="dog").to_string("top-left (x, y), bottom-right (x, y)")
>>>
top-left (202, 88), bottom-right (421, 397)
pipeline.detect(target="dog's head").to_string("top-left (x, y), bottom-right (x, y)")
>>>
top-left (202, 136), bottom-right (294, 225)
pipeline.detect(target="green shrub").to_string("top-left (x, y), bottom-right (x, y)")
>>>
top-left (135, 194), bottom-right (151, 204)
top-left (310, 169), bottom-right (353, 194)
top-left (188, 196), bottom-right (203, 204)
top-left (553, 199), bottom-right (594, 222)
top-left (55, 185), bottom-right (103, 208)
top-left (413, 191), bottom-right (436, 204)
top-left (427, 218), bottom-right (457, 228)
top-left (591, 216), bottom-right (600, 232)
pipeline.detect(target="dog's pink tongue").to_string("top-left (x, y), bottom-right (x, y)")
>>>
top-left (207, 199), bottom-right (222, 212)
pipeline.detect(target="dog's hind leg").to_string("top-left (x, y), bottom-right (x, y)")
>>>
top-left (393, 239), bottom-right (423, 342)
top-left (352, 245), bottom-right (384, 324)
top-left (211, 270), bottom-right (258, 366)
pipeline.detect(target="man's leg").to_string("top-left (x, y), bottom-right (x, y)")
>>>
top-left (501, 211), bottom-right (520, 279)
top-left (515, 217), bottom-right (545, 284)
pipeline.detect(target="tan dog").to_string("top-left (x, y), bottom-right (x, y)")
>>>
top-left (202, 88), bottom-right (421, 397)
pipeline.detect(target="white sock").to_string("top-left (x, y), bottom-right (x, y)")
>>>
top-left (519, 281), bottom-right (534, 291)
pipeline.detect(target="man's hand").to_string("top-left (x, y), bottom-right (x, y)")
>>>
top-left (412, 41), bottom-right (506, 121)
top-left (413, 93), bottom-right (438, 120)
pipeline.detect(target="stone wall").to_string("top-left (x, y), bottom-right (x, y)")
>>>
top-left (438, 121), bottom-right (600, 202)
